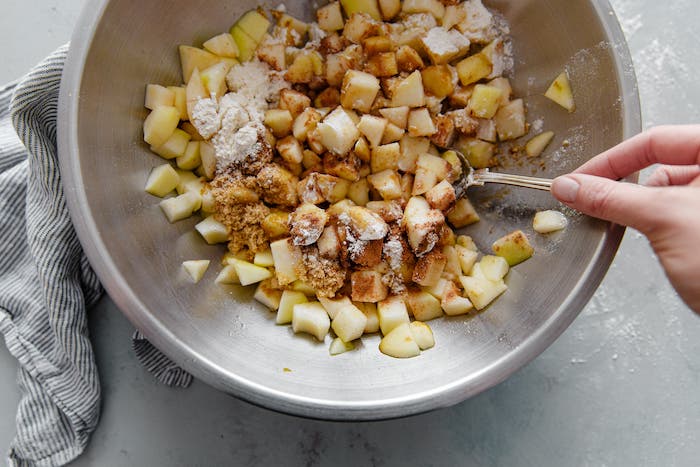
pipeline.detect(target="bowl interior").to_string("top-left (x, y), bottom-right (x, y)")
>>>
top-left (61, 0), bottom-right (639, 419)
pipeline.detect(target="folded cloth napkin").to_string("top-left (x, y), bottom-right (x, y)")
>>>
top-left (0, 46), bottom-right (192, 466)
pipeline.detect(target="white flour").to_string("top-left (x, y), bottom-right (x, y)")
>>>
top-left (191, 60), bottom-right (289, 165)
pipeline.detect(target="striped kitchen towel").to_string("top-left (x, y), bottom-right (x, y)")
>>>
top-left (0, 46), bottom-right (192, 466)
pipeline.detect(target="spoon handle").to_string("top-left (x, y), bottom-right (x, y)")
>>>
top-left (473, 169), bottom-right (553, 191)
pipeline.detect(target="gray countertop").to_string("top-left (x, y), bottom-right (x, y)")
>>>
top-left (1, 1), bottom-right (699, 465)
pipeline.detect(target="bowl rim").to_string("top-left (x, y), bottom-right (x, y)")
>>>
top-left (58, 0), bottom-right (642, 420)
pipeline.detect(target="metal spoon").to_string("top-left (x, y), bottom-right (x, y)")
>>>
top-left (452, 150), bottom-right (553, 198)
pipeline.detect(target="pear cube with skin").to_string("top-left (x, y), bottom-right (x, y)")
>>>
top-left (332, 304), bottom-right (368, 342)
top-left (329, 337), bottom-right (355, 355)
top-left (545, 71), bottom-right (575, 112)
top-left (182, 260), bottom-right (210, 283)
top-left (144, 106), bottom-right (181, 148)
top-left (253, 279), bottom-right (283, 310)
top-left (377, 295), bottom-right (410, 335)
top-left (340, 0), bottom-right (383, 22)
top-left (317, 107), bottom-right (361, 156)
top-left (341, 70), bottom-right (381, 114)
top-left (533, 210), bottom-right (568, 234)
top-left (526, 131), bottom-right (555, 158)
top-left (276, 290), bottom-right (308, 324)
top-left (145, 164), bottom-right (180, 198)
top-left (145, 84), bottom-right (175, 110)
top-left (379, 322), bottom-right (421, 358)
top-left (195, 216), bottom-right (229, 244)
top-left (406, 289), bottom-right (443, 321)
top-left (459, 275), bottom-right (508, 310)
top-left (409, 321), bottom-right (435, 350)
top-left (492, 230), bottom-right (534, 266)
top-left (479, 255), bottom-right (510, 281)
top-left (292, 302), bottom-right (331, 341)
top-left (392, 71), bottom-right (425, 108)
top-left (230, 259), bottom-right (273, 286)
top-left (159, 192), bottom-right (201, 223)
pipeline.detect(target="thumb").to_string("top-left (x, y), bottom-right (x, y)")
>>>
top-left (551, 174), bottom-right (667, 233)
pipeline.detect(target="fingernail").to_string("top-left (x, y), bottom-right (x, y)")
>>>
top-left (552, 176), bottom-right (580, 203)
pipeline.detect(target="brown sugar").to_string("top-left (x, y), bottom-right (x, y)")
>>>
top-left (296, 246), bottom-right (346, 298)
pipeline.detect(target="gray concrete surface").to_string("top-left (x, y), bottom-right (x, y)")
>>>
top-left (1, 0), bottom-right (699, 465)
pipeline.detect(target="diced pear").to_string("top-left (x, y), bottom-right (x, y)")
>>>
top-left (230, 26), bottom-right (258, 62)
top-left (293, 108), bottom-right (322, 142)
top-left (469, 84), bottom-right (503, 119)
top-left (447, 197), bottom-right (480, 228)
top-left (203, 33), bottom-right (239, 58)
top-left (291, 281), bottom-right (317, 296)
top-left (533, 210), bottom-right (568, 234)
top-left (176, 141), bottom-right (201, 170)
top-left (277, 290), bottom-right (308, 324)
top-left (215, 264), bottom-right (239, 285)
top-left (377, 295), bottom-right (410, 335)
top-left (492, 230), bottom-right (534, 266)
top-left (348, 178), bottom-right (370, 206)
top-left (406, 289), bottom-right (443, 321)
top-left (407, 108), bottom-right (437, 137)
top-left (456, 53), bottom-right (492, 86)
top-left (143, 106), bottom-right (181, 148)
top-left (403, 196), bottom-right (445, 256)
top-left (455, 136), bottom-right (494, 169)
top-left (409, 321), bottom-right (435, 350)
top-left (159, 192), bottom-right (201, 223)
top-left (457, 235), bottom-right (478, 250)
top-left (145, 164), bottom-right (180, 197)
top-left (151, 128), bottom-right (191, 160)
top-left (396, 45), bottom-right (425, 73)
top-left (175, 169), bottom-right (203, 195)
top-left (391, 70), bottom-right (425, 108)
top-left (317, 107), bottom-right (361, 156)
top-left (425, 179), bottom-right (456, 212)
top-left (412, 250), bottom-right (447, 287)
top-left (178, 46), bottom-right (220, 83)
top-left (379, 322), bottom-right (420, 358)
top-left (381, 122), bottom-right (405, 144)
top-left (367, 170), bottom-right (402, 200)
top-left (545, 71), bottom-right (575, 112)
top-left (370, 142), bottom-right (401, 173)
top-left (494, 99), bottom-right (526, 141)
top-left (270, 238), bottom-right (302, 285)
top-left (230, 259), bottom-right (272, 286)
top-left (402, 0), bottom-right (445, 19)
top-left (253, 249), bottom-right (274, 267)
top-left (525, 131), bottom-right (555, 158)
top-left (459, 275), bottom-right (507, 310)
top-left (421, 28), bottom-right (469, 65)
top-left (264, 109), bottom-right (293, 138)
top-left (357, 302), bottom-right (380, 333)
top-left (421, 65), bottom-right (455, 99)
top-left (340, 0), bottom-right (382, 21)
top-left (257, 42), bottom-right (286, 70)
top-left (168, 86), bottom-right (188, 121)
top-left (277, 13), bottom-right (310, 37)
top-left (195, 216), bottom-right (229, 244)
top-left (332, 304), bottom-right (368, 342)
top-left (423, 277), bottom-right (450, 299)
top-left (182, 260), bottom-right (210, 283)
top-left (198, 141), bottom-right (217, 180)
top-left (318, 295), bottom-right (354, 319)
top-left (350, 270), bottom-right (388, 303)
top-left (378, 0), bottom-right (401, 20)
top-left (286, 53), bottom-right (315, 83)
top-left (440, 280), bottom-right (474, 315)
top-left (254, 279), bottom-right (283, 310)
top-left (480, 255), bottom-right (510, 281)
top-left (234, 10), bottom-right (271, 43)
top-left (292, 302), bottom-right (331, 341)
top-left (317, 1), bottom-right (345, 31)
top-left (455, 244), bottom-right (479, 275)
top-left (379, 106), bottom-right (409, 129)
top-left (357, 115), bottom-right (388, 148)
top-left (185, 69), bottom-right (207, 122)
top-left (145, 84), bottom-right (175, 110)
top-left (201, 61), bottom-right (232, 98)
top-left (398, 135), bottom-right (430, 172)
top-left (442, 4), bottom-right (466, 30)
top-left (329, 337), bottom-right (355, 355)
top-left (343, 13), bottom-right (377, 45)
top-left (341, 70), bottom-right (381, 114)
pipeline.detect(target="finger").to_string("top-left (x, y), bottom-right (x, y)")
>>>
top-left (645, 165), bottom-right (700, 187)
top-left (551, 174), bottom-right (670, 233)
top-left (574, 125), bottom-right (700, 179)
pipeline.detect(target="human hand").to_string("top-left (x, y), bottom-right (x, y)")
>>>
top-left (550, 125), bottom-right (700, 313)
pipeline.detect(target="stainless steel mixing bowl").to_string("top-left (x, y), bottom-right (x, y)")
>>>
top-left (58, 0), bottom-right (641, 419)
